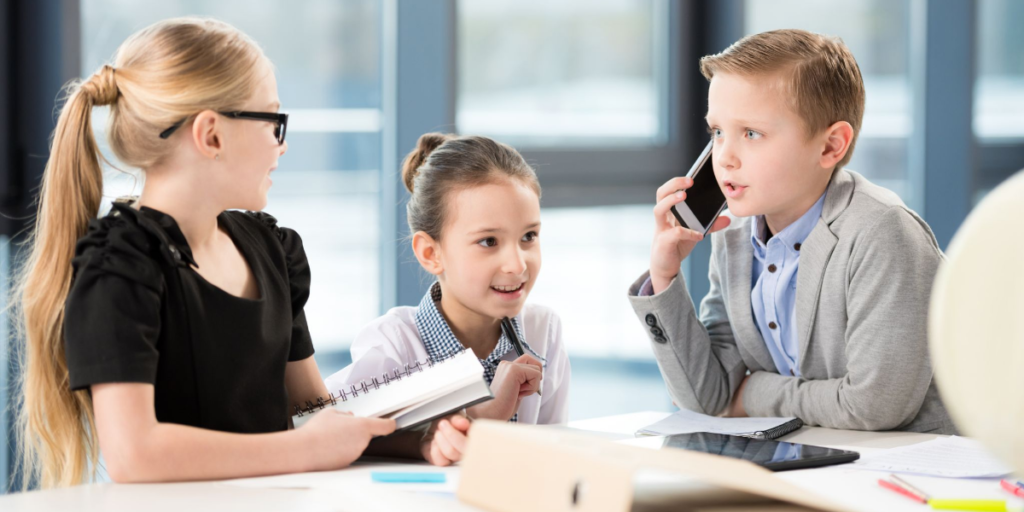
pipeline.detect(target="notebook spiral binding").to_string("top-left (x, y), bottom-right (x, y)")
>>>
top-left (293, 346), bottom-right (468, 418)
top-left (755, 418), bottom-right (804, 439)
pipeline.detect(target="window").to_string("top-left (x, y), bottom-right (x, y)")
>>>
top-left (82, 0), bottom-right (383, 370)
top-left (455, 1), bottom-right (679, 419)
top-left (745, 0), bottom-right (914, 205)
top-left (975, 0), bottom-right (1024, 141)
top-left (457, 0), bottom-right (664, 147)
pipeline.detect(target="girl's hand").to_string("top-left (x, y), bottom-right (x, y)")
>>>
top-left (298, 409), bottom-right (395, 471)
top-left (650, 177), bottom-right (731, 294)
top-left (420, 414), bottom-right (472, 466)
top-left (468, 354), bottom-right (542, 421)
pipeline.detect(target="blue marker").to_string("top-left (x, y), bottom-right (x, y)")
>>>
top-left (371, 471), bottom-right (447, 483)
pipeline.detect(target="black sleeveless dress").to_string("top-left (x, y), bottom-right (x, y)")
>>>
top-left (64, 204), bottom-right (315, 433)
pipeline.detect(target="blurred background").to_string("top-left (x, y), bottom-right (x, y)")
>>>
top-left (1, 0), bottom-right (1022, 490)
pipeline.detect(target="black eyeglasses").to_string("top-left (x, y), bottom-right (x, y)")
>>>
top-left (159, 111), bottom-right (289, 145)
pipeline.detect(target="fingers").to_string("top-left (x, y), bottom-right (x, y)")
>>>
top-left (437, 419), bottom-right (468, 455)
top-left (430, 421), bottom-right (463, 463)
top-left (707, 215), bottom-right (732, 234)
top-left (656, 225), bottom-right (703, 247)
top-left (653, 191), bottom-right (687, 231)
top-left (656, 177), bottom-right (693, 203)
top-left (512, 354), bottom-right (543, 370)
top-left (516, 365), bottom-right (542, 397)
top-left (447, 414), bottom-right (472, 433)
top-left (362, 417), bottom-right (397, 437)
top-left (516, 364), bottom-right (542, 384)
top-left (429, 441), bottom-right (452, 467)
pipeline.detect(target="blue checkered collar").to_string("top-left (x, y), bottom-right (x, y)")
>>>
top-left (414, 282), bottom-right (545, 378)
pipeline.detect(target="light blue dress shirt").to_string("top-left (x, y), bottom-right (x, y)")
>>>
top-left (750, 192), bottom-right (826, 378)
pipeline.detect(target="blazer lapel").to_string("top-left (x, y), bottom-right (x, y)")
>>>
top-left (794, 170), bottom-right (854, 363)
top-left (722, 220), bottom-right (776, 372)
top-left (794, 221), bottom-right (838, 363)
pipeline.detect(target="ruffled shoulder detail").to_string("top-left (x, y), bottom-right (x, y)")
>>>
top-left (71, 204), bottom-right (170, 292)
top-left (241, 210), bottom-right (284, 240)
top-left (234, 211), bottom-right (308, 269)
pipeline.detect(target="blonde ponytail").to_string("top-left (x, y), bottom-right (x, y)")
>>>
top-left (12, 17), bottom-right (268, 489)
top-left (13, 64), bottom-right (115, 489)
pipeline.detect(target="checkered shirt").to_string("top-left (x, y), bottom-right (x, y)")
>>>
top-left (414, 282), bottom-right (545, 423)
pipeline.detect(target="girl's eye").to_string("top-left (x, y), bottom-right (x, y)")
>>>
top-left (707, 127), bottom-right (723, 139)
top-left (477, 237), bottom-right (498, 248)
top-left (521, 231), bottom-right (538, 243)
top-left (746, 129), bottom-right (762, 140)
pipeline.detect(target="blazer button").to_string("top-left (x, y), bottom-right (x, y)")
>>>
top-left (654, 335), bottom-right (667, 344)
top-left (168, 245), bottom-right (181, 262)
top-left (651, 326), bottom-right (663, 337)
top-left (769, 321), bottom-right (778, 330)
top-left (768, 264), bottom-right (777, 273)
top-left (645, 314), bottom-right (657, 326)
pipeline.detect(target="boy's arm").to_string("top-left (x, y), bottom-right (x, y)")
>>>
top-left (628, 234), bottom-right (749, 415)
top-left (743, 207), bottom-right (940, 430)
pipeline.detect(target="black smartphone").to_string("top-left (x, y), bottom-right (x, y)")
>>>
top-left (670, 140), bottom-right (728, 235)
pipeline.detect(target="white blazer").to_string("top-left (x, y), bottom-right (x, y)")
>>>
top-left (325, 303), bottom-right (571, 425)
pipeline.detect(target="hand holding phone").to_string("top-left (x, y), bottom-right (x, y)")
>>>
top-left (649, 140), bottom-right (731, 294)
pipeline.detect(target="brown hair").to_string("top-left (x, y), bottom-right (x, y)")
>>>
top-left (700, 29), bottom-right (865, 170)
top-left (401, 133), bottom-right (540, 241)
top-left (13, 17), bottom-right (268, 489)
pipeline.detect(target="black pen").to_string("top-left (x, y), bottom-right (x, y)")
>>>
top-left (501, 316), bottom-right (541, 397)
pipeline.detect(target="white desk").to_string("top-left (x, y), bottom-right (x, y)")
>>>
top-left (2, 411), bottom-right (1019, 512)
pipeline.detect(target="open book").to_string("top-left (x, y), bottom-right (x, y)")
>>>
top-left (292, 348), bottom-right (493, 431)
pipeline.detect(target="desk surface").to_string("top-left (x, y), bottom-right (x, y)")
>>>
top-left (2, 411), bottom-right (1019, 512)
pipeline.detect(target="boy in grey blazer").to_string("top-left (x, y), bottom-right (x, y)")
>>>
top-left (629, 29), bottom-right (955, 434)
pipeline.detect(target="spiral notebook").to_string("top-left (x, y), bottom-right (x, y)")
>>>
top-left (636, 409), bottom-right (803, 440)
top-left (292, 347), bottom-right (493, 431)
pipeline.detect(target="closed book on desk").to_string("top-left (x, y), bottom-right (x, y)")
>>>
top-left (292, 347), bottom-right (492, 431)
top-left (459, 421), bottom-right (854, 512)
top-left (637, 409), bottom-right (803, 439)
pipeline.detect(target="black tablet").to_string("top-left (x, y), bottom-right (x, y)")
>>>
top-left (659, 432), bottom-right (860, 471)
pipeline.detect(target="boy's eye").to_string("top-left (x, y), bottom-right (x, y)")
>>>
top-left (707, 127), bottom-right (723, 139)
top-left (521, 231), bottom-right (538, 243)
top-left (477, 237), bottom-right (498, 248)
top-left (745, 129), bottom-right (762, 140)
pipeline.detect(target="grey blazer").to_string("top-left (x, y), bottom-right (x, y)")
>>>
top-left (628, 169), bottom-right (956, 434)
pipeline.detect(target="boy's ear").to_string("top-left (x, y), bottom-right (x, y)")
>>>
top-left (819, 120), bottom-right (854, 170)
top-left (191, 110), bottom-right (222, 160)
top-left (412, 231), bottom-right (444, 276)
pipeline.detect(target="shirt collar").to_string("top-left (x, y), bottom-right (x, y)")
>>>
top-left (750, 191), bottom-right (827, 255)
top-left (413, 282), bottom-right (544, 368)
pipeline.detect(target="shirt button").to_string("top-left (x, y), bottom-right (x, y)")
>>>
top-left (769, 321), bottom-right (778, 330)
top-left (768, 264), bottom-right (777, 273)
top-left (645, 314), bottom-right (657, 326)
top-left (794, 243), bottom-right (802, 251)
top-left (168, 245), bottom-right (181, 261)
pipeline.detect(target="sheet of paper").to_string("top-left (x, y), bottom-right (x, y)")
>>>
top-left (850, 436), bottom-right (1013, 477)
top-left (637, 408), bottom-right (797, 437)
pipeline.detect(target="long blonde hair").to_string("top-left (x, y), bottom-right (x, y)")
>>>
top-left (13, 17), bottom-right (268, 489)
